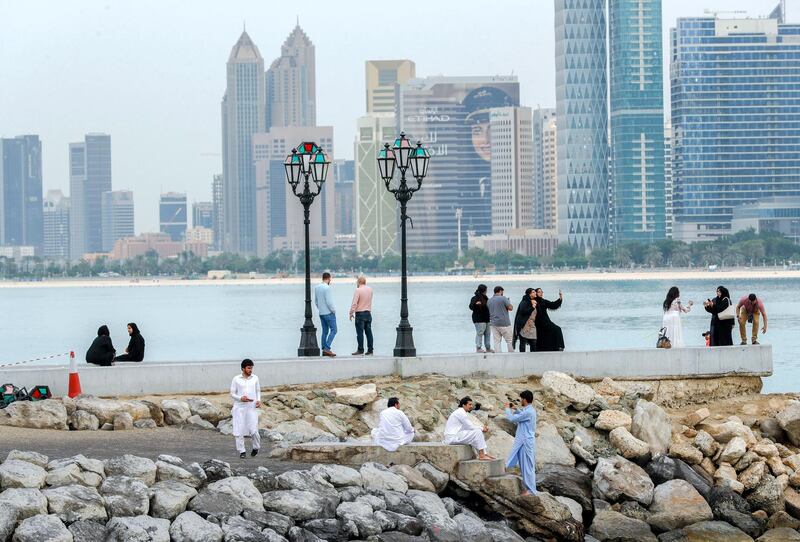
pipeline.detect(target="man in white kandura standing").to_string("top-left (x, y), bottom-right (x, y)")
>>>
top-left (230, 358), bottom-right (262, 459)
top-left (372, 397), bottom-right (415, 451)
top-left (443, 396), bottom-right (494, 460)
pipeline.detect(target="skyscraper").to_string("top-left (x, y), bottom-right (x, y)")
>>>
top-left (355, 114), bottom-right (398, 257)
top-left (398, 76), bottom-right (520, 253)
top-left (489, 107), bottom-right (534, 234)
top-left (212, 174), bottom-right (223, 251)
top-left (532, 108), bottom-right (558, 231)
top-left (252, 127), bottom-right (335, 256)
top-left (0, 135), bottom-right (43, 252)
top-left (101, 190), bottom-right (134, 251)
top-left (365, 60), bottom-right (416, 114)
top-left (266, 24), bottom-right (315, 129)
top-left (192, 201), bottom-right (213, 230)
top-left (333, 160), bottom-right (355, 236)
top-left (221, 31), bottom-right (265, 254)
top-left (664, 121), bottom-right (673, 239)
top-left (555, 0), bottom-right (610, 251)
top-left (609, 0), bottom-right (666, 243)
top-left (159, 192), bottom-right (188, 242)
top-left (69, 133), bottom-right (111, 259)
top-left (671, 13), bottom-right (800, 241)
top-left (43, 189), bottom-right (70, 259)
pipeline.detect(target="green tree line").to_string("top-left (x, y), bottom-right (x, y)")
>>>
top-left (1, 229), bottom-right (798, 279)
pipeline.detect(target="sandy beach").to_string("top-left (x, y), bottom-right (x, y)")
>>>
top-left (1, 267), bottom-right (799, 288)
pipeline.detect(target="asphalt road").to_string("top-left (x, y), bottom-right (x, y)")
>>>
top-left (0, 426), bottom-right (309, 474)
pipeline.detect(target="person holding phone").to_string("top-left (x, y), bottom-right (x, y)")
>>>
top-left (661, 287), bottom-right (692, 347)
top-left (534, 288), bottom-right (565, 351)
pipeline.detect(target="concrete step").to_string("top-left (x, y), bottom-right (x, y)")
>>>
top-left (289, 442), bottom-right (475, 472)
top-left (456, 459), bottom-right (506, 486)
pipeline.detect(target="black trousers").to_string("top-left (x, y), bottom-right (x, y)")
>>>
top-left (113, 354), bottom-right (142, 362)
top-left (518, 338), bottom-right (537, 352)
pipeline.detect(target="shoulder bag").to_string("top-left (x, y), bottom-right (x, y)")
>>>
top-left (718, 298), bottom-right (736, 320)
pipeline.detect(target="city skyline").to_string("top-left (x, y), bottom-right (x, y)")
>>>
top-left (1, 0), bottom-right (778, 233)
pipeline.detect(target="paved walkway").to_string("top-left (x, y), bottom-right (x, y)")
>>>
top-left (0, 426), bottom-right (309, 474)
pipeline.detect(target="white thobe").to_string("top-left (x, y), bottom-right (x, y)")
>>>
top-left (443, 407), bottom-right (486, 451)
top-left (371, 407), bottom-right (415, 451)
top-left (230, 374), bottom-right (261, 453)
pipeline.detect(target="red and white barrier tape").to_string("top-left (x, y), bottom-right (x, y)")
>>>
top-left (0, 352), bottom-right (72, 369)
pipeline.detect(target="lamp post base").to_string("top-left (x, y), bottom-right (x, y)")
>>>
top-left (393, 324), bottom-right (416, 357)
top-left (298, 325), bottom-right (320, 357)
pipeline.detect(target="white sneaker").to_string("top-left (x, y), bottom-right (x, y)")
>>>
top-left (476, 347), bottom-right (486, 353)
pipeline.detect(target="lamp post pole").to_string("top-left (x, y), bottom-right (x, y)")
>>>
top-left (284, 143), bottom-right (330, 357)
top-left (378, 133), bottom-right (430, 357)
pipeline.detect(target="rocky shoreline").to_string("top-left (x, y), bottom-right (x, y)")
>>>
top-left (2, 371), bottom-right (800, 540)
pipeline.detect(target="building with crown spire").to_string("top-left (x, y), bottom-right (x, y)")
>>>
top-left (221, 30), bottom-right (265, 254)
top-left (266, 24), bottom-right (316, 129)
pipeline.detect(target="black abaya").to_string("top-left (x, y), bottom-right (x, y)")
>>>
top-left (535, 297), bottom-right (565, 351)
top-left (705, 297), bottom-right (734, 346)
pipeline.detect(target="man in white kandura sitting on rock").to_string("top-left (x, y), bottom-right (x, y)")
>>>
top-left (372, 397), bottom-right (415, 451)
top-left (443, 396), bottom-right (495, 460)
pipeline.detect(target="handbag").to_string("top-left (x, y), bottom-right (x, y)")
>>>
top-left (656, 328), bottom-right (672, 349)
top-left (718, 298), bottom-right (736, 321)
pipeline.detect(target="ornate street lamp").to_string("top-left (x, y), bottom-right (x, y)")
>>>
top-left (284, 142), bottom-right (330, 357)
top-left (378, 132), bottom-right (430, 357)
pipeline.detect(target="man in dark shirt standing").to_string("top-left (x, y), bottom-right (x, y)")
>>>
top-left (487, 286), bottom-right (514, 352)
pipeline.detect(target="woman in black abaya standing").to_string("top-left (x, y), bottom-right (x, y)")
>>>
top-left (534, 288), bottom-right (565, 351)
top-left (513, 288), bottom-right (537, 352)
top-left (704, 286), bottom-right (734, 346)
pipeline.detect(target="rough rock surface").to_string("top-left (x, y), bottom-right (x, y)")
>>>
top-left (541, 371), bottom-right (596, 411)
top-left (12, 514), bottom-right (72, 542)
top-left (647, 480), bottom-right (713, 532)
top-left (536, 422), bottom-right (576, 467)
top-left (593, 455), bottom-right (655, 506)
top-left (631, 400), bottom-right (672, 457)
top-left (588, 510), bottom-right (657, 542)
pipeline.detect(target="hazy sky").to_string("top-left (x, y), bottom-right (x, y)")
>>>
top-left (0, 0), bottom-right (787, 233)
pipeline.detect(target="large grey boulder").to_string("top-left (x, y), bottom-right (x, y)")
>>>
top-left (708, 486), bottom-right (764, 539)
top-left (381, 490), bottom-right (417, 517)
top-left (160, 399), bottom-right (191, 425)
top-left (73, 397), bottom-right (150, 426)
top-left (242, 510), bottom-right (294, 536)
top-left (414, 463), bottom-right (448, 493)
top-left (202, 459), bottom-right (233, 483)
top-left (407, 490), bottom-right (460, 542)
top-left (536, 422), bottom-right (576, 468)
top-left (69, 410), bottom-right (100, 431)
top-left (103, 455), bottom-right (156, 485)
top-left (647, 480), bottom-right (713, 532)
top-left (777, 403), bottom-right (800, 446)
top-left (169, 511), bottom-right (224, 542)
top-left (100, 475), bottom-right (150, 517)
top-left (454, 512), bottom-right (492, 542)
top-left (0, 399), bottom-right (68, 430)
top-left (186, 397), bottom-right (227, 424)
top-left (330, 383), bottom-right (378, 406)
top-left (0, 488), bottom-right (47, 519)
top-left (0, 503), bottom-right (16, 542)
top-left (68, 520), bottom-right (107, 542)
top-left (277, 470), bottom-right (337, 498)
top-left (609, 427), bottom-right (651, 460)
top-left (593, 455), bottom-right (655, 506)
top-left (12, 514), bottom-right (72, 542)
top-left (249, 467), bottom-right (279, 493)
top-left (302, 518), bottom-right (351, 542)
top-left (588, 510), bottom-right (657, 542)
top-left (541, 371), bottom-right (596, 411)
top-left (535, 464), bottom-right (593, 512)
top-left (644, 456), bottom-right (711, 500)
top-left (0, 460), bottom-right (46, 489)
top-left (390, 465), bottom-right (436, 493)
top-left (273, 420), bottom-right (337, 444)
top-left (747, 474), bottom-right (785, 516)
top-left (484, 522), bottom-right (525, 542)
top-left (682, 520), bottom-right (754, 542)
top-left (263, 490), bottom-right (336, 521)
top-left (155, 457), bottom-right (206, 488)
top-left (47, 455), bottom-right (104, 479)
top-left (361, 463), bottom-right (408, 493)
top-left (221, 515), bottom-right (268, 541)
top-left (310, 464), bottom-right (362, 488)
top-left (206, 476), bottom-right (264, 512)
top-left (43, 484), bottom-right (107, 524)
top-left (149, 481), bottom-right (197, 519)
top-left (336, 501), bottom-right (382, 537)
top-left (187, 488), bottom-right (244, 518)
top-left (631, 400), bottom-right (671, 458)
top-left (757, 528), bottom-right (800, 541)
top-left (5, 451), bottom-right (48, 468)
top-left (45, 464), bottom-right (100, 488)
top-left (105, 515), bottom-right (170, 542)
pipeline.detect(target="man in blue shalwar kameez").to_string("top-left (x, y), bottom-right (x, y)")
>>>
top-left (504, 390), bottom-right (537, 496)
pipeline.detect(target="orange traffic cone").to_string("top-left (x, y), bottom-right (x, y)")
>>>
top-left (67, 351), bottom-right (82, 398)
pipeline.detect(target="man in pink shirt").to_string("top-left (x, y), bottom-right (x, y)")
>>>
top-left (736, 293), bottom-right (768, 345)
top-left (349, 276), bottom-right (374, 355)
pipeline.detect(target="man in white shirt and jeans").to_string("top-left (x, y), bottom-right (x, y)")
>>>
top-left (372, 397), bottom-right (415, 451)
top-left (487, 286), bottom-right (514, 352)
top-left (443, 396), bottom-right (494, 460)
top-left (230, 359), bottom-right (262, 459)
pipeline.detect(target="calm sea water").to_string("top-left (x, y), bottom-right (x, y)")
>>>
top-left (1, 277), bottom-right (797, 393)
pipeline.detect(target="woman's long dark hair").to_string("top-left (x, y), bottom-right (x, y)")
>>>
top-left (128, 322), bottom-right (141, 335)
top-left (475, 284), bottom-right (487, 297)
top-left (717, 286), bottom-right (731, 300)
top-left (663, 286), bottom-right (680, 312)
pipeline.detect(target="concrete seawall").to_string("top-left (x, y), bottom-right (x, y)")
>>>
top-left (0, 345), bottom-right (772, 397)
